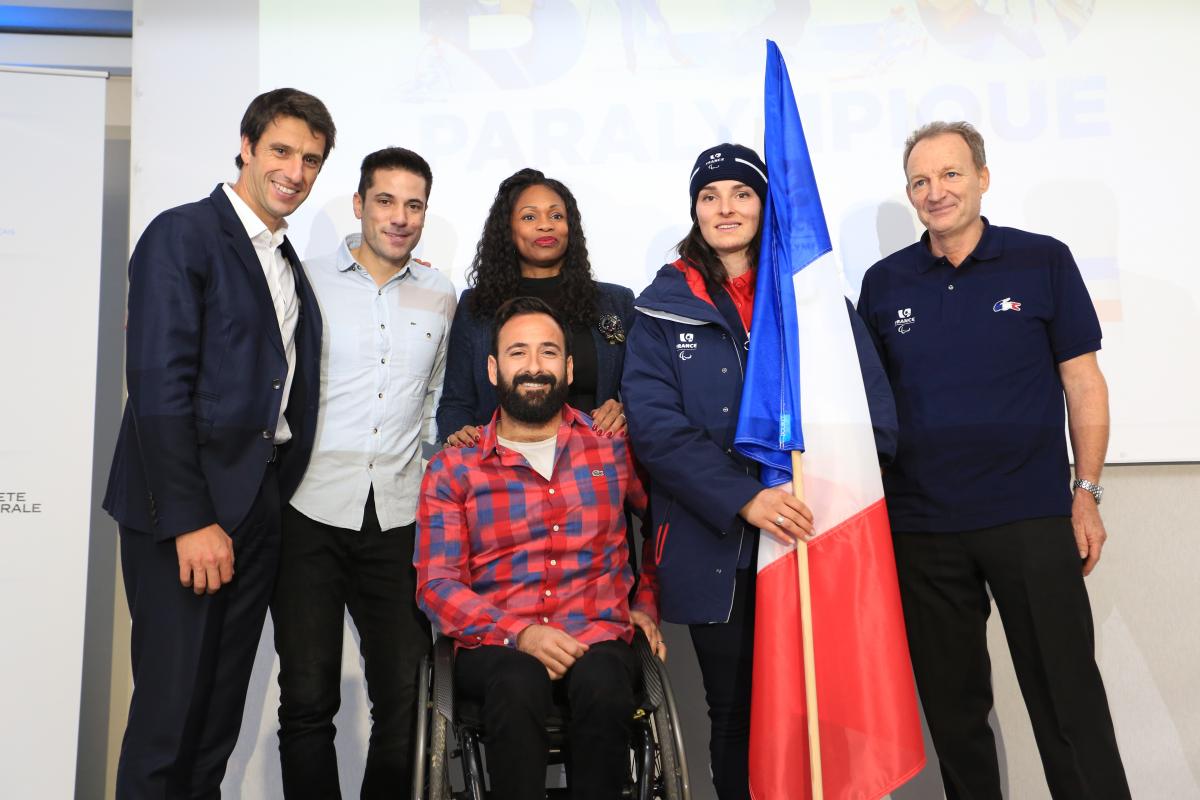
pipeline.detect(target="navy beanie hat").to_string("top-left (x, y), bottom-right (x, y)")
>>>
top-left (688, 143), bottom-right (768, 218)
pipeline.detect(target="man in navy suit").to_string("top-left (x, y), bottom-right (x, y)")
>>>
top-left (103, 88), bottom-right (336, 798)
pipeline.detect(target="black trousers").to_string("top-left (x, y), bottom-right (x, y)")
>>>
top-left (270, 497), bottom-right (431, 800)
top-left (894, 517), bottom-right (1130, 800)
top-left (454, 639), bottom-right (639, 800)
top-left (688, 567), bottom-right (756, 800)
top-left (116, 464), bottom-right (281, 800)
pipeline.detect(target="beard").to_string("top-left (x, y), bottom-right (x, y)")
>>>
top-left (495, 370), bottom-right (569, 425)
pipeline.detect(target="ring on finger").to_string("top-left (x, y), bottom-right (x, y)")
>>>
top-left (774, 515), bottom-right (786, 527)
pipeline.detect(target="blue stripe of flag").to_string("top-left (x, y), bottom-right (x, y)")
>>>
top-left (734, 40), bottom-right (832, 487)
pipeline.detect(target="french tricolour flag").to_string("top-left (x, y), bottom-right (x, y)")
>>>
top-left (734, 41), bottom-right (925, 799)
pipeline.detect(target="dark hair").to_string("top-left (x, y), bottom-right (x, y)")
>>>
top-left (674, 216), bottom-right (763, 297)
top-left (234, 88), bottom-right (337, 169)
top-left (467, 168), bottom-right (598, 328)
top-left (490, 296), bottom-right (572, 358)
top-left (357, 147), bottom-right (433, 200)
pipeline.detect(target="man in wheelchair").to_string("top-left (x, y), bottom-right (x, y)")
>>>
top-left (416, 296), bottom-right (664, 800)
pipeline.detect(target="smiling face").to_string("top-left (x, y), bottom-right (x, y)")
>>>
top-left (233, 114), bottom-right (326, 231)
top-left (488, 312), bottom-right (574, 425)
top-left (510, 184), bottom-right (569, 277)
top-left (905, 132), bottom-right (989, 245)
top-left (353, 167), bottom-right (428, 271)
top-left (694, 180), bottom-right (762, 261)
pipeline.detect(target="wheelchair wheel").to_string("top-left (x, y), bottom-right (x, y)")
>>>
top-left (636, 634), bottom-right (690, 800)
top-left (651, 669), bottom-right (689, 799)
top-left (427, 710), bottom-right (450, 800)
top-left (412, 652), bottom-right (451, 800)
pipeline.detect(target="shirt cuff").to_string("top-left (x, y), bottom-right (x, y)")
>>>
top-left (632, 591), bottom-right (659, 625)
top-left (495, 614), bottom-right (533, 648)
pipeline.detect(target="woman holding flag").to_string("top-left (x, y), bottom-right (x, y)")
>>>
top-left (621, 143), bottom-right (897, 799)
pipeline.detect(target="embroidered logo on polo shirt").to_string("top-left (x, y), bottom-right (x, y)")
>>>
top-left (993, 297), bottom-right (1022, 312)
top-left (676, 331), bottom-right (698, 360)
top-left (894, 307), bottom-right (917, 334)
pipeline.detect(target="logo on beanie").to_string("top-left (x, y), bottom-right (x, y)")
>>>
top-left (704, 152), bottom-right (725, 170)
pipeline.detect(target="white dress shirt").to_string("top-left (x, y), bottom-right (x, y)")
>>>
top-left (290, 235), bottom-right (457, 531)
top-left (222, 183), bottom-right (298, 444)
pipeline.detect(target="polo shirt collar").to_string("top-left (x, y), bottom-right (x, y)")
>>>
top-left (915, 216), bottom-right (1001, 273)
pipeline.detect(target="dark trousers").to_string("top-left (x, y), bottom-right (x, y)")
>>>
top-left (116, 464), bottom-right (281, 800)
top-left (894, 517), bottom-right (1130, 800)
top-left (270, 497), bottom-right (431, 800)
top-left (455, 639), bottom-right (639, 800)
top-left (689, 567), bottom-right (756, 800)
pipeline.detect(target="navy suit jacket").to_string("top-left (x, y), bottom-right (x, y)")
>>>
top-left (435, 282), bottom-right (635, 441)
top-left (103, 185), bottom-right (321, 541)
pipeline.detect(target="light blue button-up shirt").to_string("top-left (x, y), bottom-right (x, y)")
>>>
top-left (290, 234), bottom-right (457, 531)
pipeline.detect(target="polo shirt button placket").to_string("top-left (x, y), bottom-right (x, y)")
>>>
top-left (946, 274), bottom-right (963, 322)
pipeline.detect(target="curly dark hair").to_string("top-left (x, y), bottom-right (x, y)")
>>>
top-left (467, 168), bottom-right (599, 327)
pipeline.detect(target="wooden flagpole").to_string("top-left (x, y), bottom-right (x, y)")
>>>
top-left (791, 450), bottom-right (823, 799)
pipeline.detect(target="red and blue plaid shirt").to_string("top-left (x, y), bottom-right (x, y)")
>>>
top-left (416, 406), bottom-right (657, 649)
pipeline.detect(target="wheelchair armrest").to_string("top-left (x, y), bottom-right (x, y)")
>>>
top-left (432, 634), bottom-right (456, 726)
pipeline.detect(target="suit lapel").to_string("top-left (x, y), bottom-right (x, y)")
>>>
top-left (210, 185), bottom-right (285, 357)
top-left (283, 235), bottom-right (320, 345)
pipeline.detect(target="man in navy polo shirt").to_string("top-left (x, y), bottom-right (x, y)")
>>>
top-left (857, 121), bottom-right (1130, 799)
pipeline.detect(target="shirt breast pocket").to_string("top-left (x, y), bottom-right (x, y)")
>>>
top-left (397, 315), bottom-right (444, 380)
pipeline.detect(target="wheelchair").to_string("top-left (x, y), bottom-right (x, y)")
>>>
top-left (411, 630), bottom-right (691, 799)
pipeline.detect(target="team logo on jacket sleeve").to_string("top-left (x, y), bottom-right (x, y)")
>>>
top-left (992, 297), bottom-right (1022, 312)
top-left (676, 331), bottom-right (698, 360)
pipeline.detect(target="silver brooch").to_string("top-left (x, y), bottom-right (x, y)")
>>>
top-left (598, 314), bottom-right (626, 344)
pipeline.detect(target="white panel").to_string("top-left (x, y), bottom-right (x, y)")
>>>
top-left (129, 0), bottom-right (259, 246)
top-left (255, 0), bottom-right (1200, 464)
top-left (0, 66), bottom-right (108, 798)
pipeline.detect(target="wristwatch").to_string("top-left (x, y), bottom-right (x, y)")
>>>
top-left (1072, 478), bottom-right (1103, 505)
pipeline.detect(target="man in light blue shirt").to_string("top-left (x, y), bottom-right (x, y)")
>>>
top-left (270, 147), bottom-right (456, 799)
